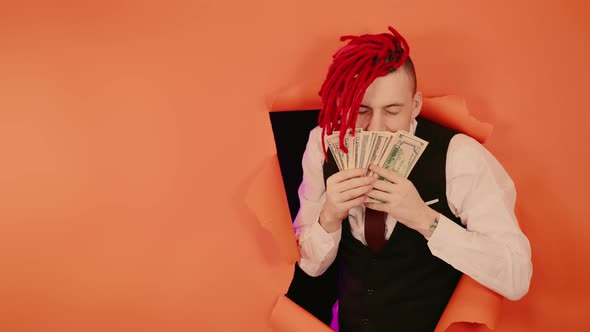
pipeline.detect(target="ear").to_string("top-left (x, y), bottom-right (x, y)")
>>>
top-left (411, 91), bottom-right (423, 118)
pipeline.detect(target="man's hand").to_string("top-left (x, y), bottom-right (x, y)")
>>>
top-left (320, 168), bottom-right (375, 233)
top-left (364, 164), bottom-right (439, 238)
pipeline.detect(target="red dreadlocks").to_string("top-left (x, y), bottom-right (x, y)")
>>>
top-left (318, 26), bottom-right (410, 162)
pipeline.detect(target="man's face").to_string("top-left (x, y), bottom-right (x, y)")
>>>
top-left (355, 69), bottom-right (422, 133)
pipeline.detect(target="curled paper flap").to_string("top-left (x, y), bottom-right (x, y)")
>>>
top-left (420, 95), bottom-right (493, 144)
top-left (435, 276), bottom-right (503, 331)
top-left (244, 155), bottom-right (301, 264)
top-left (270, 295), bottom-right (334, 332)
top-left (268, 78), bottom-right (325, 113)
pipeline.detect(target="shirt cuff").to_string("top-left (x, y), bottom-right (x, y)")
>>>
top-left (309, 217), bottom-right (342, 251)
top-left (297, 219), bottom-right (342, 277)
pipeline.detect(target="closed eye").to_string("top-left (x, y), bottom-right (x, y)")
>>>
top-left (385, 107), bottom-right (402, 114)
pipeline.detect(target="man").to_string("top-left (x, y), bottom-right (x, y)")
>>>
top-left (291, 26), bottom-right (532, 331)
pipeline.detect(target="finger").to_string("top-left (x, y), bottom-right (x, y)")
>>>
top-left (367, 189), bottom-right (390, 203)
top-left (371, 179), bottom-right (396, 193)
top-left (340, 194), bottom-right (369, 211)
top-left (329, 168), bottom-right (368, 184)
top-left (368, 164), bottom-right (405, 184)
top-left (339, 184), bottom-right (373, 202)
top-left (332, 176), bottom-right (375, 193)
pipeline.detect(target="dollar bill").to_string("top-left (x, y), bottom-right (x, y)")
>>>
top-left (358, 132), bottom-right (371, 169)
top-left (364, 132), bottom-right (391, 172)
top-left (326, 133), bottom-right (345, 171)
top-left (378, 130), bottom-right (428, 179)
top-left (344, 128), bottom-right (362, 169)
top-left (323, 128), bottom-right (428, 188)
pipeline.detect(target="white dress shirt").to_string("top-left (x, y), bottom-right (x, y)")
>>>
top-left (293, 118), bottom-right (533, 301)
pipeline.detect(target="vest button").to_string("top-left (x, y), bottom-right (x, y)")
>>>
top-left (367, 289), bottom-right (374, 295)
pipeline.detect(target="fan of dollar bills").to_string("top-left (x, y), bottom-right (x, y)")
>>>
top-left (324, 128), bottom-right (429, 180)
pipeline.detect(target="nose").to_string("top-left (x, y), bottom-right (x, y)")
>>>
top-left (366, 111), bottom-right (385, 131)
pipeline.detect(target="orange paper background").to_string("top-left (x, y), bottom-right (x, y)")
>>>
top-left (1, 1), bottom-right (589, 331)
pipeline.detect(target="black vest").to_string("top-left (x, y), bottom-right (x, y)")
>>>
top-left (322, 117), bottom-right (465, 332)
